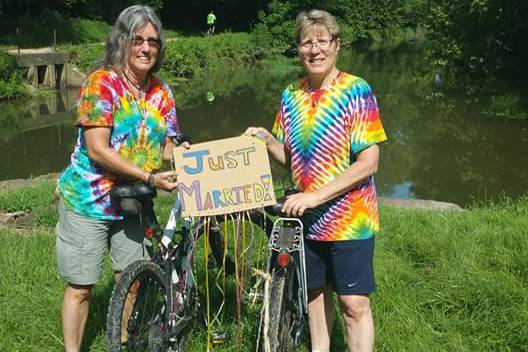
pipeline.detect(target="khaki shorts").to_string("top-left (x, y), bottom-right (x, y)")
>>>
top-left (55, 198), bottom-right (150, 285)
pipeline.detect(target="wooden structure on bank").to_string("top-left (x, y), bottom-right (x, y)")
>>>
top-left (12, 49), bottom-right (69, 89)
top-left (8, 48), bottom-right (85, 89)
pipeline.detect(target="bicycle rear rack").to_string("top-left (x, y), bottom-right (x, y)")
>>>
top-left (267, 218), bottom-right (308, 313)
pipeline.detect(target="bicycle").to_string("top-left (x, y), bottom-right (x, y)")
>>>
top-left (106, 182), bottom-right (200, 352)
top-left (105, 181), bottom-right (264, 351)
top-left (105, 180), bottom-right (308, 351)
top-left (255, 199), bottom-right (309, 352)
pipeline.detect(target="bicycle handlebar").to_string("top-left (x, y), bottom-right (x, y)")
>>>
top-left (264, 194), bottom-right (314, 218)
top-left (171, 132), bottom-right (193, 146)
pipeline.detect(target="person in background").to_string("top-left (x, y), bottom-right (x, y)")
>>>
top-left (245, 9), bottom-right (387, 352)
top-left (207, 10), bottom-right (217, 36)
top-left (55, 5), bottom-right (186, 351)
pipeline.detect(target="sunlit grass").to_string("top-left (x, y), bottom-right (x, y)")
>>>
top-left (1, 182), bottom-right (527, 351)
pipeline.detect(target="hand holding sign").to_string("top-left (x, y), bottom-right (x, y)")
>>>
top-left (172, 136), bottom-right (276, 216)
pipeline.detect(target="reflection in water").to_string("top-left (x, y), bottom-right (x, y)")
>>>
top-left (387, 182), bottom-right (415, 199)
top-left (0, 89), bottom-right (78, 180)
top-left (0, 46), bottom-right (526, 206)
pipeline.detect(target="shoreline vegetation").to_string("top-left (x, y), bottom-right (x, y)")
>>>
top-left (0, 178), bottom-right (526, 350)
top-left (0, 0), bottom-right (527, 120)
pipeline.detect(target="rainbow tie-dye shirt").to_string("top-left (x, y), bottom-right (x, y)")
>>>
top-left (58, 69), bottom-right (179, 220)
top-left (272, 71), bottom-right (387, 241)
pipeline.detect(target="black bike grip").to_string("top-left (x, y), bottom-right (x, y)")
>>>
top-left (264, 195), bottom-right (314, 217)
top-left (172, 131), bottom-right (193, 145)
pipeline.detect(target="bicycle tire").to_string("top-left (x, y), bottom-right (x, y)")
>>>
top-left (266, 267), bottom-right (296, 352)
top-left (107, 260), bottom-right (167, 352)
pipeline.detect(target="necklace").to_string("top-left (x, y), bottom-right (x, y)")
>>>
top-left (120, 69), bottom-right (149, 120)
top-left (122, 69), bottom-right (148, 92)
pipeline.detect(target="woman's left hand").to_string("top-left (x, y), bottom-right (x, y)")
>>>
top-left (153, 170), bottom-right (179, 192)
top-left (282, 192), bottom-right (322, 217)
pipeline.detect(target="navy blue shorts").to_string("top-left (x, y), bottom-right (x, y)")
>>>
top-left (304, 237), bottom-right (375, 295)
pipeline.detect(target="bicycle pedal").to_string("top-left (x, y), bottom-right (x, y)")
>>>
top-left (210, 331), bottom-right (229, 345)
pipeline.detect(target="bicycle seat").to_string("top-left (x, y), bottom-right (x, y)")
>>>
top-left (111, 182), bottom-right (157, 199)
top-left (110, 183), bottom-right (157, 216)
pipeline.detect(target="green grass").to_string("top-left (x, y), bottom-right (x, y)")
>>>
top-left (0, 182), bottom-right (527, 351)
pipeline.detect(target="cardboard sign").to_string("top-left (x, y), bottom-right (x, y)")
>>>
top-left (173, 135), bottom-right (276, 216)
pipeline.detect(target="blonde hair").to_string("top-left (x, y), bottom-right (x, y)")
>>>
top-left (295, 9), bottom-right (340, 44)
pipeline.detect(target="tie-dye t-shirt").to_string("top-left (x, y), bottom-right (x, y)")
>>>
top-left (272, 71), bottom-right (387, 241)
top-left (58, 68), bottom-right (179, 220)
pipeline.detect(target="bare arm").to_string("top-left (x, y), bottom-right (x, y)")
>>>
top-left (84, 127), bottom-right (178, 191)
top-left (282, 144), bottom-right (380, 216)
top-left (244, 127), bottom-right (287, 165)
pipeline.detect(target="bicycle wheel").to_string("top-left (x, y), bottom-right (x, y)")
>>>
top-left (266, 267), bottom-right (296, 352)
top-left (107, 260), bottom-right (167, 352)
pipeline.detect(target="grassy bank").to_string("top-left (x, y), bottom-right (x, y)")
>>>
top-left (0, 181), bottom-right (526, 351)
top-left (66, 32), bottom-right (260, 77)
top-left (65, 31), bottom-right (284, 111)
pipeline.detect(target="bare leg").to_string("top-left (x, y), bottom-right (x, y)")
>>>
top-left (307, 284), bottom-right (335, 351)
top-left (62, 284), bottom-right (93, 352)
top-left (338, 295), bottom-right (374, 352)
top-left (114, 272), bottom-right (139, 344)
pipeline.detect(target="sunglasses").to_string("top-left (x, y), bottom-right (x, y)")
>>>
top-left (131, 35), bottom-right (161, 48)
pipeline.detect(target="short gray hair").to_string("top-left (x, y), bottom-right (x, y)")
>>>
top-left (100, 5), bottom-right (166, 73)
top-left (295, 9), bottom-right (340, 44)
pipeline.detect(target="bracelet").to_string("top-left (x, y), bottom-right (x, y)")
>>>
top-left (147, 173), bottom-right (156, 188)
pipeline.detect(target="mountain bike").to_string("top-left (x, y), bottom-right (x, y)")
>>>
top-left (105, 181), bottom-right (258, 351)
top-left (106, 182), bottom-right (200, 352)
top-left (255, 199), bottom-right (309, 352)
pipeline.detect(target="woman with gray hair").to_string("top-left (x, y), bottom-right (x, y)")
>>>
top-left (55, 5), bottom-right (185, 351)
top-left (246, 9), bottom-right (387, 352)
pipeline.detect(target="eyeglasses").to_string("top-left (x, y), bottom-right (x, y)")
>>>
top-left (131, 36), bottom-right (161, 49)
top-left (299, 38), bottom-right (334, 51)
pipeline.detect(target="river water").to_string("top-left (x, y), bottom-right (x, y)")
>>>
top-left (1, 45), bottom-right (526, 206)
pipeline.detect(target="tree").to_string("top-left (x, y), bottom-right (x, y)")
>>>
top-left (424, 0), bottom-right (528, 86)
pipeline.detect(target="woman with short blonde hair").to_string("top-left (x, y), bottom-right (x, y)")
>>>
top-left (246, 9), bottom-right (387, 352)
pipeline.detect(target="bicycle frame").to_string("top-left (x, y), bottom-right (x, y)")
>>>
top-left (157, 195), bottom-right (197, 346)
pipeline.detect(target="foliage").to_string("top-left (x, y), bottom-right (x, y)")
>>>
top-left (64, 42), bottom-right (105, 73)
top-left (0, 50), bottom-right (28, 99)
top-left (64, 32), bottom-right (259, 80)
top-left (485, 93), bottom-right (528, 120)
top-left (0, 50), bottom-right (16, 81)
top-left (0, 9), bottom-right (111, 47)
top-left (251, 1), bottom-right (296, 54)
top-left (250, 0), bottom-right (426, 52)
top-left (160, 33), bottom-right (257, 80)
top-left (0, 79), bottom-right (28, 100)
top-left (423, 0), bottom-right (528, 88)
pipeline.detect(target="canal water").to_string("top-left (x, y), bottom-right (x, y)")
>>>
top-left (0, 45), bottom-right (526, 206)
